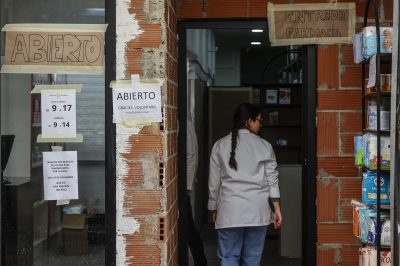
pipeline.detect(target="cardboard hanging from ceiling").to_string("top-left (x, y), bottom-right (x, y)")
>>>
top-left (267, 2), bottom-right (356, 46)
top-left (1, 24), bottom-right (107, 74)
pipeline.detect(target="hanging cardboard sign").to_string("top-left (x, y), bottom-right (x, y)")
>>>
top-left (43, 151), bottom-right (78, 201)
top-left (268, 2), bottom-right (355, 46)
top-left (1, 24), bottom-right (107, 74)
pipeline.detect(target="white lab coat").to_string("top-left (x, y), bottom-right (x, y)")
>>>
top-left (208, 129), bottom-right (280, 229)
top-left (187, 120), bottom-right (198, 191)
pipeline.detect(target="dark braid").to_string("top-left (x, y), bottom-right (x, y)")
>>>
top-left (228, 126), bottom-right (239, 170)
top-left (228, 103), bottom-right (261, 171)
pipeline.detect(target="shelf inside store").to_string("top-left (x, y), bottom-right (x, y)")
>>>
top-left (362, 129), bottom-right (390, 135)
top-left (361, 167), bottom-right (390, 174)
top-left (364, 53), bottom-right (392, 64)
top-left (359, 240), bottom-right (391, 249)
top-left (364, 91), bottom-right (391, 98)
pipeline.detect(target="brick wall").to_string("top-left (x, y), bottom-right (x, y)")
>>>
top-left (176, 0), bottom-right (393, 265)
top-left (115, 0), bottom-right (178, 265)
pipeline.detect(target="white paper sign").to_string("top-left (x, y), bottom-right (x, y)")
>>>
top-left (43, 151), bottom-right (78, 201)
top-left (367, 54), bottom-right (377, 88)
top-left (113, 86), bottom-right (162, 123)
top-left (41, 90), bottom-right (76, 137)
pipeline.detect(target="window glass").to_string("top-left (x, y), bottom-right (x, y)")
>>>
top-left (0, 1), bottom-right (106, 265)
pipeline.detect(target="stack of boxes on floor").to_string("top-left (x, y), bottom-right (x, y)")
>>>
top-left (352, 25), bottom-right (393, 266)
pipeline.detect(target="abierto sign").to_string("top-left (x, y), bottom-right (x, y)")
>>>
top-left (268, 2), bottom-right (355, 46)
top-left (1, 24), bottom-right (107, 74)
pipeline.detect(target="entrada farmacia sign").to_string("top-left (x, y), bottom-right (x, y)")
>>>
top-left (1, 24), bottom-right (107, 74)
top-left (267, 2), bottom-right (355, 46)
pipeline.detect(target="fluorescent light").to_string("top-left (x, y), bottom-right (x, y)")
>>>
top-left (251, 42), bottom-right (261, 45)
top-left (252, 29), bottom-right (264, 33)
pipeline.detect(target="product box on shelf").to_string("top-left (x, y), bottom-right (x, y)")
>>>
top-left (362, 26), bottom-right (393, 58)
top-left (362, 171), bottom-right (390, 206)
top-left (364, 134), bottom-right (390, 170)
top-left (367, 100), bottom-right (390, 132)
top-left (354, 135), bottom-right (364, 168)
top-left (358, 208), bottom-right (390, 246)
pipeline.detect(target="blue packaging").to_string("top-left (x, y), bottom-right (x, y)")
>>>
top-left (362, 26), bottom-right (393, 58)
top-left (362, 171), bottom-right (390, 206)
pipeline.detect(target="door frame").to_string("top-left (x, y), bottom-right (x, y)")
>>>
top-left (178, 19), bottom-right (317, 266)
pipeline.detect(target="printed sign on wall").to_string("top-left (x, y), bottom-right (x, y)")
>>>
top-left (43, 151), bottom-right (78, 201)
top-left (41, 90), bottom-right (77, 138)
top-left (112, 86), bottom-right (162, 123)
top-left (1, 24), bottom-right (107, 74)
top-left (268, 2), bottom-right (355, 46)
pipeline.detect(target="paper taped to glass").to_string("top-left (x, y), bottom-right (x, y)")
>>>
top-left (268, 2), bottom-right (355, 46)
top-left (1, 24), bottom-right (107, 74)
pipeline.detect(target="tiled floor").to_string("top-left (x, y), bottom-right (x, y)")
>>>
top-left (189, 225), bottom-right (302, 266)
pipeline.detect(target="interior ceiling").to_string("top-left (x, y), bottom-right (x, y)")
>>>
top-left (214, 28), bottom-right (270, 49)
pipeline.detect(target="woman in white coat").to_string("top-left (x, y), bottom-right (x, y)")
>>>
top-left (208, 103), bottom-right (282, 266)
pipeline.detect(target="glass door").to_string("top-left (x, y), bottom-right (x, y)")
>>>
top-left (0, 1), bottom-right (108, 265)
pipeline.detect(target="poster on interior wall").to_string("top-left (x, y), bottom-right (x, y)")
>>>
top-left (1, 24), bottom-right (107, 74)
top-left (43, 151), bottom-right (78, 201)
top-left (267, 2), bottom-right (355, 46)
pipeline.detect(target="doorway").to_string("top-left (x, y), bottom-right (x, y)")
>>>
top-left (178, 20), bottom-right (316, 266)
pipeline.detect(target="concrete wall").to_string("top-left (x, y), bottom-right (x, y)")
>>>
top-left (175, 0), bottom-right (393, 265)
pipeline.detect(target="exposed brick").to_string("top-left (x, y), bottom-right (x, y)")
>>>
top-left (340, 45), bottom-right (356, 66)
top-left (125, 243), bottom-right (161, 265)
top-left (317, 178), bottom-right (339, 222)
top-left (128, 0), bottom-right (146, 20)
top-left (122, 162), bottom-right (145, 188)
top-left (341, 178), bottom-right (362, 199)
top-left (249, 0), bottom-right (268, 17)
top-left (126, 50), bottom-right (143, 75)
top-left (318, 157), bottom-right (359, 177)
top-left (129, 217), bottom-right (159, 243)
top-left (122, 135), bottom-right (163, 161)
top-left (177, 0), bottom-right (203, 18)
top-left (340, 66), bottom-right (362, 88)
top-left (340, 134), bottom-right (356, 155)
top-left (317, 247), bottom-right (337, 266)
top-left (317, 112), bottom-right (339, 156)
top-left (124, 190), bottom-right (162, 215)
top-left (127, 24), bottom-right (162, 49)
top-left (318, 90), bottom-right (361, 110)
top-left (317, 223), bottom-right (359, 244)
top-left (340, 199), bottom-right (353, 221)
top-left (318, 45), bottom-right (339, 89)
top-left (207, 0), bottom-right (247, 18)
top-left (340, 245), bottom-right (360, 266)
top-left (340, 112), bottom-right (362, 133)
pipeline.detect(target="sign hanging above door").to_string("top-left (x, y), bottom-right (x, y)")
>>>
top-left (267, 2), bottom-right (355, 46)
top-left (1, 24), bottom-right (107, 74)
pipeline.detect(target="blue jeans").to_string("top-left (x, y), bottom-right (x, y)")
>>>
top-left (217, 226), bottom-right (267, 266)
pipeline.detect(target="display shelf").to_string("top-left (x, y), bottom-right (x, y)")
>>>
top-left (358, 1), bottom-right (393, 265)
top-left (364, 92), bottom-right (391, 98)
top-left (32, 123), bottom-right (41, 128)
top-left (362, 129), bottom-right (390, 135)
top-left (362, 167), bottom-right (390, 174)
